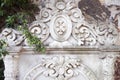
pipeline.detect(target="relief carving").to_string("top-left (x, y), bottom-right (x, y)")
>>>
top-left (50, 15), bottom-right (72, 42)
top-left (0, 0), bottom-right (119, 46)
top-left (39, 8), bottom-right (52, 22)
top-left (29, 21), bottom-right (49, 42)
top-left (101, 54), bottom-right (115, 80)
top-left (70, 8), bottom-right (84, 23)
top-left (1, 28), bottom-right (25, 46)
top-left (73, 23), bottom-right (97, 46)
top-left (95, 22), bottom-right (118, 45)
top-left (24, 56), bottom-right (97, 80)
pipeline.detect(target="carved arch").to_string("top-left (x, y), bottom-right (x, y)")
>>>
top-left (24, 56), bottom-right (97, 80)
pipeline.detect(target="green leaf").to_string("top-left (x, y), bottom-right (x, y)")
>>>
top-left (0, 10), bottom-right (4, 16)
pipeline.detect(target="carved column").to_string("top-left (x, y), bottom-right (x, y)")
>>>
top-left (101, 54), bottom-right (115, 80)
top-left (4, 54), bottom-right (19, 80)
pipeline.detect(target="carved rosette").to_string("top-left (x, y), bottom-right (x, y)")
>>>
top-left (24, 56), bottom-right (97, 80)
top-left (37, 0), bottom-right (85, 42)
top-left (50, 15), bottom-right (72, 42)
top-left (0, 0), bottom-right (119, 46)
top-left (29, 21), bottom-right (49, 42)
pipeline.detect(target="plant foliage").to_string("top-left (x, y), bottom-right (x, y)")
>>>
top-left (0, 0), bottom-right (39, 31)
top-left (5, 12), bottom-right (28, 28)
top-left (18, 26), bottom-right (45, 53)
top-left (0, 0), bottom-right (42, 80)
top-left (0, 40), bottom-right (8, 59)
top-left (0, 40), bottom-right (7, 80)
top-left (0, 60), bottom-right (4, 80)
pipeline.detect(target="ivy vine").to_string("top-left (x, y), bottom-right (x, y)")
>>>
top-left (0, 1), bottom-right (40, 79)
top-left (18, 26), bottom-right (45, 53)
top-left (0, 40), bottom-right (8, 59)
top-left (5, 12), bottom-right (46, 53)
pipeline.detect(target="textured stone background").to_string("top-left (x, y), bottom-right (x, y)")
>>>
top-left (114, 57), bottom-right (120, 80)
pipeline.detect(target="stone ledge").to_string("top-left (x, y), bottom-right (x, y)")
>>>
top-left (6, 46), bottom-right (120, 55)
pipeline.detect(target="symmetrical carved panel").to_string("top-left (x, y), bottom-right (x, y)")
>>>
top-left (1, 1), bottom-right (120, 80)
top-left (50, 14), bottom-right (72, 41)
top-left (24, 56), bottom-right (97, 80)
top-left (0, 0), bottom-right (119, 47)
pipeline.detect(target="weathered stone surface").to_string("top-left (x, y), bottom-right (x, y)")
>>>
top-left (0, 0), bottom-right (120, 80)
top-left (114, 57), bottom-right (120, 80)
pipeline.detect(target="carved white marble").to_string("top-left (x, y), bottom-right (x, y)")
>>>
top-left (0, 0), bottom-right (120, 80)
top-left (2, 47), bottom-right (120, 80)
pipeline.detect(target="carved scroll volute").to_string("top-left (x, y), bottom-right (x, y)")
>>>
top-left (95, 22), bottom-right (118, 45)
top-left (70, 8), bottom-right (84, 23)
top-left (73, 23), bottom-right (97, 46)
top-left (50, 14), bottom-right (72, 42)
top-left (29, 21), bottom-right (49, 42)
top-left (1, 28), bottom-right (25, 46)
top-left (39, 8), bottom-right (52, 22)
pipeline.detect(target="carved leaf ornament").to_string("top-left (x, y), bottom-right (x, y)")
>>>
top-left (24, 56), bottom-right (97, 80)
top-left (0, 0), bottom-right (118, 46)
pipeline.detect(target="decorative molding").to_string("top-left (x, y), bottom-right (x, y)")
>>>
top-left (1, 1), bottom-right (120, 80)
top-left (101, 54), bottom-right (115, 80)
top-left (4, 55), bottom-right (19, 80)
top-left (1, 28), bottom-right (25, 46)
top-left (72, 23), bottom-right (97, 46)
top-left (24, 56), bottom-right (97, 80)
top-left (29, 21), bottom-right (49, 42)
top-left (0, 0), bottom-right (119, 47)
top-left (50, 14), bottom-right (72, 42)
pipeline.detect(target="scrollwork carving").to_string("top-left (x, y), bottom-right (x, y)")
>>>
top-left (70, 8), bottom-right (84, 23)
top-left (95, 22), bottom-right (118, 45)
top-left (1, 28), bottom-right (25, 46)
top-left (39, 8), bottom-right (52, 22)
top-left (56, 1), bottom-right (66, 10)
top-left (29, 21), bottom-right (49, 42)
top-left (0, 0), bottom-right (119, 46)
top-left (73, 23), bottom-right (97, 46)
top-left (24, 56), bottom-right (97, 80)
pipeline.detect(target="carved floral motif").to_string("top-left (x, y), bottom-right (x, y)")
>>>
top-left (50, 15), bottom-right (72, 42)
top-left (24, 56), bottom-right (97, 80)
top-left (0, 0), bottom-right (119, 46)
